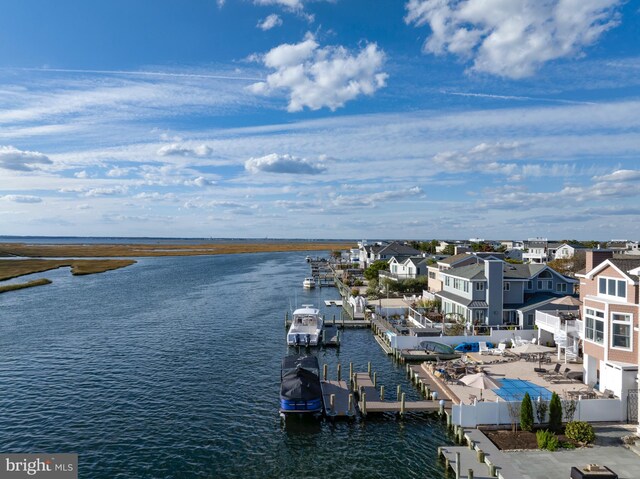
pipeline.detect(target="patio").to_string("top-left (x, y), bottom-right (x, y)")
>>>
top-left (428, 351), bottom-right (595, 405)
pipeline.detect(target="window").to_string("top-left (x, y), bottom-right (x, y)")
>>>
top-left (598, 277), bottom-right (627, 299)
top-left (537, 280), bottom-right (542, 289)
top-left (503, 282), bottom-right (510, 291)
top-left (463, 281), bottom-right (469, 293)
top-left (584, 308), bottom-right (605, 344)
top-left (611, 313), bottom-right (632, 349)
top-left (527, 280), bottom-right (533, 290)
top-left (445, 277), bottom-right (450, 287)
top-left (429, 271), bottom-right (436, 279)
top-left (527, 313), bottom-right (534, 327)
top-left (556, 283), bottom-right (567, 293)
top-left (475, 282), bottom-right (484, 291)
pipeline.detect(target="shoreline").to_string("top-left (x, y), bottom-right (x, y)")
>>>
top-left (0, 241), bottom-right (352, 284)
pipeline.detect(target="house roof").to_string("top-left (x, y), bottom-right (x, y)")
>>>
top-left (435, 290), bottom-right (473, 307)
top-left (437, 253), bottom-right (472, 265)
top-left (526, 240), bottom-right (547, 248)
top-left (377, 241), bottom-right (421, 256)
top-left (441, 262), bottom-right (577, 283)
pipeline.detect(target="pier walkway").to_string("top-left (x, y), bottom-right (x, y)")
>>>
top-left (438, 428), bottom-right (520, 479)
top-left (353, 372), bottom-right (442, 416)
top-left (320, 380), bottom-right (355, 417)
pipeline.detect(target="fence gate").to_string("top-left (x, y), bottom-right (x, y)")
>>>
top-left (628, 389), bottom-right (639, 424)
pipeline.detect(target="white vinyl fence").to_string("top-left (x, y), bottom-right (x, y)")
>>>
top-left (452, 398), bottom-right (625, 428)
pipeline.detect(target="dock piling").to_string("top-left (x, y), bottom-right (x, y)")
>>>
top-left (396, 385), bottom-right (401, 401)
top-left (400, 392), bottom-right (406, 417)
top-left (380, 385), bottom-right (384, 401)
top-left (367, 362), bottom-right (371, 375)
top-left (372, 372), bottom-right (377, 388)
top-left (348, 394), bottom-right (353, 415)
top-left (468, 469), bottom-right (474, 479)
top-left (489, 463), bottom-right (496, 476)
top-left (349, 362), bottom-right (353, 382)
top-left (455, 452), bottom-right (460, 479)
top-left (362, 392), bottom-right (367, 416)
top-left (330, 394), bottom-right (335, 413)
top-left (337, 363), bottom-right (341, 382)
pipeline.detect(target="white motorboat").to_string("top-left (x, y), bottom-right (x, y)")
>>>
top-left (302, 277), bottom-right (316, 289)
top-left (287, 305), bottom-right (323, 346)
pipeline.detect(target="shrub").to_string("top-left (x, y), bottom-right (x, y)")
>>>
top-left (548, 392), bottom-right (563, 433)
top-left (536, 430), bottom-right (559, 451)
top-left (564, 421), bottom-right (595, 444)
top-left (520, 393), bottom-right (534, 432)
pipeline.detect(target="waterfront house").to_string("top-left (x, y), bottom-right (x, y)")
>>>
top-left (523, 238), bottom-right (548, 263)
top-left (552, 242), bottom-right (587, 260)
top-left (426, 252), bottom-right (506, 295)
top-left (436, 260), bottom-right (578, 329)
top-left (380, 255), bottom-right (429, 282)
top-left (576, 250), bottom-right (640, 404)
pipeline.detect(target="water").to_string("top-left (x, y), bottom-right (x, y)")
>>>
top-left (0, 252), bottom-right (451, 478)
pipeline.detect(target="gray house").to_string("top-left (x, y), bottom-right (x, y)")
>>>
top-left (436, 260), bottom-right (579, 329)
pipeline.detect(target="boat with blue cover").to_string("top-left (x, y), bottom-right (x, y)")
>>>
top-left (279, 355), bottom-right (323, 415)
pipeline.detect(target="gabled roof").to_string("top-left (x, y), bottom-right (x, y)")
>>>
top-left (377, 241), bottom-right (421, 256)
top-left (585, 258), bottom-right (640, 282)
top-left (404, 256), bottom-right (428, 267)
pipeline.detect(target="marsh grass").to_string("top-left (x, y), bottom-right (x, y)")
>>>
top-left (0, 242), bottom-right (353, 258)
top-left (0, 259), bottom-right (137, 281)
top-left (0, 278), bottom-right (52, 293)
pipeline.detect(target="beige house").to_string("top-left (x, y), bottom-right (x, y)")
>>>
top-left (577, 250), bottom-right (640, 408)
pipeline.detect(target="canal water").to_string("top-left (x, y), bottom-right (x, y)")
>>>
top-left (0, 251), bottom-right (451, 478)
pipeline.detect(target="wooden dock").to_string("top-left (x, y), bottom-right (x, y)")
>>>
top-left (320, 380), bottom-right (355, 417)
top-left (353, 372), bottom-right (442, 416)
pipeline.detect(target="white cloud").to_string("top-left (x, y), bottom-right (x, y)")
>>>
top-left (331, 186), bottom-right (423, 208)
top-left (1, 194), bottom-right (43, 203)
top-left (106, 166), bottom-right (135, 177)
top-left (257, 14), bottom-right (283, 30)
top-left (245, 153), bottom-right (327, 174)
top-left (74, 170), bottom-right (89, 178)
top-left (83, 186), bottom-right (129, 197)
top-left (405, 0), bottom-right (623, 78)
top-left (0, 145), bottom-right (52, 171)
top-left (157, 143), bottom-right (213, 157)
top-left (249, 33), bottom-right (388, 111)
top-left (593, 169), bottom-right (640, 182)
top-left (254, 0), bottom-right (303, 10)
top-left (183, 176), bottom-right (216, 187)
top-left (431, 141), bottom-right (521, 173)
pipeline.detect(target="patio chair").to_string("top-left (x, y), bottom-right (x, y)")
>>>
top-left (490, 343), bottom-right (507, 355)
top-left (540, 363), bottom-right (561, 377)
top-left (601, 389), bottom-right (615, 398)
top-left (478, 341), bottom-right (490, 355)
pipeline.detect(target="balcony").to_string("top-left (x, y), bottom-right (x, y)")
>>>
top-left (535, 311), bottom-right (583, 339)
top-left (379, 270), bottom-right (422, 281)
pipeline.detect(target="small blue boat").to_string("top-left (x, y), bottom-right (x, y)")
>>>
top-left (453, 341), bottom-right (494, 353)
top-left (279, 355), bottom-right (323, 414)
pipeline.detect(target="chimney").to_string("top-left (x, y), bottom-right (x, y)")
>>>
top-left (585, 249), bottom-right (613, 272)
top-left (484, 260), bottom-right (504, 326)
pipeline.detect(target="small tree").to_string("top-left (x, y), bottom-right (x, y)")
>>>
top-left (563, 399), bottom-right (577, 423)
top-left (548, 392), bottom-right (563, 433)
top-left (535, 398), bottom-right (549, 425)
top-left (506, 398), bottom-right (522, 433)
top-left (364, 260), bottom-right (389, 281)
top-left (520, 393), bottom-right (534, 432)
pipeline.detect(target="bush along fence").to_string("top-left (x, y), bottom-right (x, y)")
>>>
top-left (452, 397), bottom-right (626, 428)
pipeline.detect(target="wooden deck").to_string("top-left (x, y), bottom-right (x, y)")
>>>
top-left (320, 380), bottom-right (355, 417)
top-left (353, 372), bottom-right (442, 416)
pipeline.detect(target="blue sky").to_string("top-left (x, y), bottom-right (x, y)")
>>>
top-left (1, 0), bottom-right (639, 240)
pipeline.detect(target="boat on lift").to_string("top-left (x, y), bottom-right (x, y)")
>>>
top-left (302, 277), bottom-right (316, 289)
top-left (287, 305), bottom-right (323, 347)
top-left (279, 355), bottom-right (323, 415)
